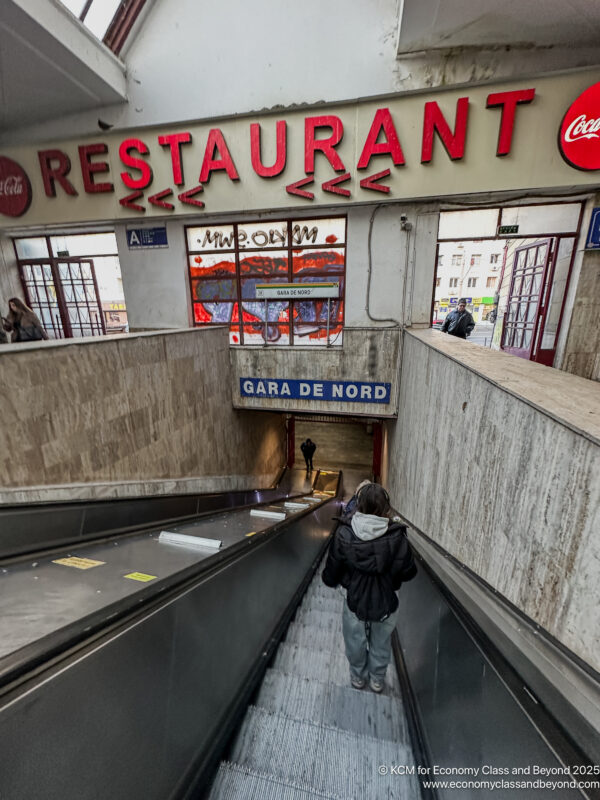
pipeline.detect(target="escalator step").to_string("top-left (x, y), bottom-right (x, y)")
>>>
top-left (285, 621), bottom-right (344, 653)
top-left (273, 642), bottom-right (401, 695)
top-left (256, 669), bottom-right (409, 742)
top-left (293, 608), bottom-right (343, 632)
top-left (209, 762), bottom-right (339, 799)
top-left (229, 706), bottom-right (417, 799)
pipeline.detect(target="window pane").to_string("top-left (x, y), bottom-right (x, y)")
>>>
top-left (192, 278), bottom-right (237, 302)
top-left (292, 248), bottom-right (345, 276)
top-left (237, 221), bottom-right (287, 250)
top-left (501, 204), bottom-right (581, 235)
top-left (243, 324), bottom-right (290, 346)
top-left (187, 225), bottom-right (236, 252)
top-left (189, 253), bottom-right (236, 277)
top-left (50, 233), bottom-right (117, 256)
top-left (15, 238), bottom-right (49, 259)
top-left (58, 0), bottom-right (87, 15)
top-left (239, 250), bottom-right (289, 276)
top-left (193, 301), bottom-right (235, 324)
top-left (438, 209), bottom-right (499, 239)
top-left (83, 0), bottom-right (122, 38)
top-left (291, 218), bottom-right (346, 246)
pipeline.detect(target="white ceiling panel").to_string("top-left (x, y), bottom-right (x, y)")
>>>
top-left (0, 0), bottom-right (127, 131)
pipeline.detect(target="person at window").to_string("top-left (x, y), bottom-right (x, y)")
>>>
top-left (322, 482), bottom-right (416, 693)
top-left (2, 298), bottom-right (48, 342)
top-left (300, 438), bottom-right (316, 471)
top-left (440, 298), bottom-right (475, 339)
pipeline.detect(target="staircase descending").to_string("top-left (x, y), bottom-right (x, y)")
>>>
top-left (208, 562), bottom-right (420, 799)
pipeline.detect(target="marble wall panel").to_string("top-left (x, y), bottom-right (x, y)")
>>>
top-left (0, 328), bottom-right (286, 498)
top-left (384, 330), bottom-right (600, 672)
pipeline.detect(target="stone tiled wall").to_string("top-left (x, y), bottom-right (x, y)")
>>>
top-left (561, 249), bottom-right (600, 382)
top-left (384, 330), bottom-right (600, 672)
top-left (0, 328), bottom-right (286, 502)
top-left (231, 327), bottom-right (400, 416)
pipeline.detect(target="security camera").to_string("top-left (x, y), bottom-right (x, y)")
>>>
top-left (400, 214), bottom-right (408, 222)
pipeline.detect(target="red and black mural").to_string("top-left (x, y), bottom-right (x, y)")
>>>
top-left (186, 218), bottom-right (346, 345)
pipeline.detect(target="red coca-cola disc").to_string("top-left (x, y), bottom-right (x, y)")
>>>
top-left (0, 157), bottom-right (32, 217)
top-left (559, 83), bottom-right (600, 171)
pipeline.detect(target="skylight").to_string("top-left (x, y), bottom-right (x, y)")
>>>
top-left (58, 0), bottom-right (146, 54)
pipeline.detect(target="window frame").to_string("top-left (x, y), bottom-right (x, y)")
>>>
top-left (185, 215), bottom-right (347, 347)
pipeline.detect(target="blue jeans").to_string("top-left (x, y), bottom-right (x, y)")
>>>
top-left (342, 602), bottom-right (399, 681)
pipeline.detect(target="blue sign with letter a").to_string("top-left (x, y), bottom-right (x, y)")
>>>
top-left (585, 207), bottom-right (600, 249)
top-left (126, 227), bottom-right (168, 249)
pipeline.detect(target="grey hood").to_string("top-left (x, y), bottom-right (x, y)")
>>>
top-left (351, 511), bottom-right (389, 541)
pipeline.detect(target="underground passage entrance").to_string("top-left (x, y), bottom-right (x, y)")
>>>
top-left (289, 414), bottom-right (382, 481)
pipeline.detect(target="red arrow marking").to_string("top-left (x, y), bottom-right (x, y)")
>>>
top-left (119, 190), bottom-right (145, 212)
top-left (148, 188), bottom-right (174, 210)
top-left (322, 172), bottom-right (351, 197)
top-left (359, 168), bottom-right (391, 194)
top-left (178, 184), bottom-right (204, 208)
top-left (286, 176), bottom-right (314, 200)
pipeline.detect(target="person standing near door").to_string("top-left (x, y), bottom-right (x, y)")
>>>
top-left (2, 298), bottom-right (48, 342)
top-left (441, 299), bottom-right (475, 339)
top-left (300, 438), bottom-right (316, 471)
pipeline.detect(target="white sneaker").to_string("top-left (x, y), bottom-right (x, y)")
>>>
top-left (369, 677), bottom-right (384, 693)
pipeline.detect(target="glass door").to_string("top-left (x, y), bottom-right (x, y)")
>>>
top-left (501, 239), bottom-right (553, 361)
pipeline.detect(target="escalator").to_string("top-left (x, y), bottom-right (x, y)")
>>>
top-left (0, 470), bottom-right (597, 800)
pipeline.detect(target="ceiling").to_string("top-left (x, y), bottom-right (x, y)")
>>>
top-left (0, 0), bottom-right (126, 131)
top-left (397, 0), bottom-right (600, 54)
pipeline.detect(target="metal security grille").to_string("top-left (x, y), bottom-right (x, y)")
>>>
top-left (19, 262), bottom-right (65, 338)
top-left (57, 260), bottom-right (104, 337)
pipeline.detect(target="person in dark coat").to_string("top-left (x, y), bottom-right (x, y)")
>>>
top-left (322, 483), bottom-right (416, 693)
top-left (2, 298), bottom-right (48, 342)
top-left (300, 438), bottom-right (316, 471)
top-left (441, 299), bottom-right (475, 339)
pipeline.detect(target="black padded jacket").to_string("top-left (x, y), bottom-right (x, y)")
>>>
top-left (322, 517), bottom-right (417, 622)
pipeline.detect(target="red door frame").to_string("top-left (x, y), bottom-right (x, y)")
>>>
top-left (500, 239), bottom-right (553, 361)
top-left (286, 416), bottom-right (295, 468)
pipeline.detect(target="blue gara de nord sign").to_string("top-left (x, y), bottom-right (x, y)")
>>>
top-left (240, 378), bottom-right (391, 403)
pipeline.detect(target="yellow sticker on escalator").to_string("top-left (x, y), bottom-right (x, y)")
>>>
top-left (123, 572), bottom-right (157, 582)
top-left (52, 557), bottom-right (106, 570)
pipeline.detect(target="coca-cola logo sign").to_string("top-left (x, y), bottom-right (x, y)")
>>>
top-left (0, 157), bottom-right (32, 217)
top-left (559, 82), bottom-right (600, 171)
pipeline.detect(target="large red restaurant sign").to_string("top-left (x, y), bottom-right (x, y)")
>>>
top-left (1, 72), bottom-right (599, 224)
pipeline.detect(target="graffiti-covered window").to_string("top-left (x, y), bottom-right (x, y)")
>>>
top-left (186, 217), bottom-right (346, 346)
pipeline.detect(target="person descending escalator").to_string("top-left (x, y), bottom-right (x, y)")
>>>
top-left (322, 482), bottom-right (416, 693)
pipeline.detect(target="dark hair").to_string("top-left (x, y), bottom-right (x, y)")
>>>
top-left (357, 483), bottom-right (390, 516)
top-left (8, 297), bottom-right (31, 315)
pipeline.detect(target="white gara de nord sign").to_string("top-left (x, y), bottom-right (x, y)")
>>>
top-left (1, 70), bottom-right (600, 225)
